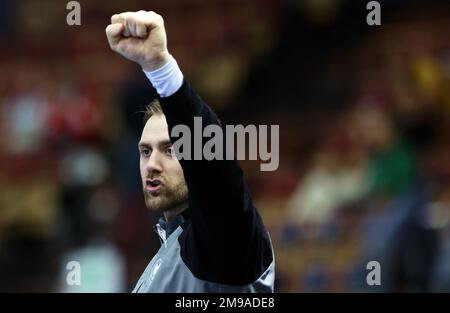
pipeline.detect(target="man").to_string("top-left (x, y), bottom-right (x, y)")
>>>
top-left (106, 10), bottom-right (275, 292)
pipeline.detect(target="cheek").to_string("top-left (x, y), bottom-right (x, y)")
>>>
top-left (166, 160), bottom-right (185, 182)
top-left (140, 159), bottom-right (146, 178)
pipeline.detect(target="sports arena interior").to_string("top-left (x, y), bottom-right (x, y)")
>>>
top-left (0, 0), bottom-right (449, 292)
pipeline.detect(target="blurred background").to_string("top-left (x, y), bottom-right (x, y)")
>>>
top-left (0, 0), bottom-right (449, 292)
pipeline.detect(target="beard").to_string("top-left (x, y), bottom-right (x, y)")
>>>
top-left (143, 178), bottom-right (188, 213)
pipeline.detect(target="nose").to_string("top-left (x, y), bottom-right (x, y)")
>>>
top-left (145, 150), bottom-right (163, 176)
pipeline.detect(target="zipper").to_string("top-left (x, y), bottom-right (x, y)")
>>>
top-left (155, 224), bottom-right (167, 248)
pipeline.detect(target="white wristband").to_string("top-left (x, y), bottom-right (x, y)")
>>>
top-left (143, 55), bottom-right (184, 98)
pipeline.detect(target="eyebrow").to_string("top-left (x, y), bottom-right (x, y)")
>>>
top-left (138, 140), bottom-right (172, 150)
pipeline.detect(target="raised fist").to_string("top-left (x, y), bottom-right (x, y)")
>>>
top-left (105, 10), bottom-right (170, 71)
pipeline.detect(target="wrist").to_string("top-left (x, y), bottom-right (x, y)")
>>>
top-left (143, 54), bottom-right (183, 98)
top-left (140, 51), bottom-right (171, 72)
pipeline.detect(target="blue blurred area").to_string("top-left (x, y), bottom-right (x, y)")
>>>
top-left (0, 0), bottom-right (449, 292)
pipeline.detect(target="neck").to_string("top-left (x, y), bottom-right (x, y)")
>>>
top-left (163, 202), bottom-right (188, 222)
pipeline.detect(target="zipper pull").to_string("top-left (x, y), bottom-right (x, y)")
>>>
top-left (156, 224), bottom-right (167, 247)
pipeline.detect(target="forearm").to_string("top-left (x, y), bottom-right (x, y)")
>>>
top-left (144, 57), bottom-right (245, 214)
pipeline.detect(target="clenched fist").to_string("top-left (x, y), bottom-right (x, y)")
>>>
top-left (105, 11), bottom-right (170, 71)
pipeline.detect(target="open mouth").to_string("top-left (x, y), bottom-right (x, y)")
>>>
top-left (146, 179), bottom-right (163, 192)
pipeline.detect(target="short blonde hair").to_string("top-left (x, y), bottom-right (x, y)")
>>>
top-left (143, 99), bottom-right (163, 124)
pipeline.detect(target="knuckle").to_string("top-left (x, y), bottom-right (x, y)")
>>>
top-left (155, 13), bottom-right (164, 24)
top-left (121, 12), bottom-right (130, 21)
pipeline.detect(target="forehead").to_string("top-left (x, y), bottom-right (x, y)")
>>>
top-left (140, 114), bottom-right (170, 145)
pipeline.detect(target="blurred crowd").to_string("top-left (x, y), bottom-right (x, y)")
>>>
top-left (0, 0), bottom-right (449, 292)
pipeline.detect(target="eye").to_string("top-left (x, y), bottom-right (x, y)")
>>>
top-left (165, 146), bottom-right (174, 156)
top-left (140, 148), bottom-right (151, 157)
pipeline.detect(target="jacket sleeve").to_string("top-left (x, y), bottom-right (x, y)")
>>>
top-left (158, 79), bottom-right (273, 285)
